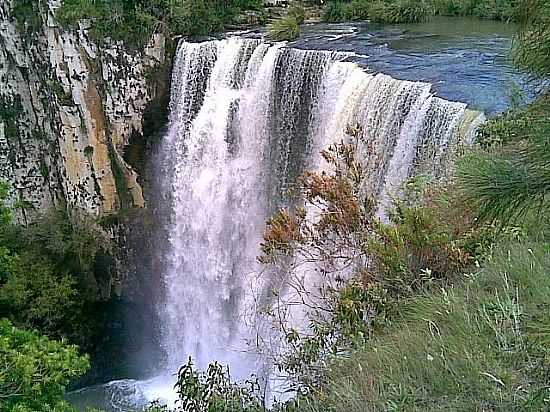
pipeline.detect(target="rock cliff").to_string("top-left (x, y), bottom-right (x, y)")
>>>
top-left (0, 0), bottom-right (166, 223)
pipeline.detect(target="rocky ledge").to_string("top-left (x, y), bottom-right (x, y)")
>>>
top-left (0, 0), bottom-right (167, 223)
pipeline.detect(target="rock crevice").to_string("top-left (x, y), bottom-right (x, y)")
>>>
top-left (0, 0), bottom-right (166, 221)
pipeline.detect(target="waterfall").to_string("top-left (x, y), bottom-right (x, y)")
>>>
top-left (157, 37), bottom-right (483, 383)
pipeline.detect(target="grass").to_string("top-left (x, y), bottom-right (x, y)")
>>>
top-left (299, 239), bottom-right (550, 411)
top-left (322, 0), bottom-right (520, 23)
top-left (457, 94), bottom-right (550, 224)
top-left (269, 15), bottom-right (302, 41)
top-left (268, 3), bottom-right (305, 41)
top-left (291, 45), bottom-right (550, 410)
top-left (369, 0), bottom-right (432, 23)
top-left (512, 0), bottom-right (550, 77)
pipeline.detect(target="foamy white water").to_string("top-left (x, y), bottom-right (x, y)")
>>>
top-left (152, 36), bottom-right (483, 398)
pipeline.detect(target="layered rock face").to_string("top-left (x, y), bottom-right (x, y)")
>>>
top-left (0, 0), bottom-right (166, 223)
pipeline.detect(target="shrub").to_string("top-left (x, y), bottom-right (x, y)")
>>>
top-left (323, 1), bottom-right (350, 22)
top-left (12, 0), bottom-right (43, 33)
top-left (473, 0), bottom-right (519, 21)
top-left (367, 0), bottom-right (432, 23)
top-left (324, 0), bottom-right (521, 23)
top-left (56, 0), bottom-right (263, 46)
top-left (269, 15), bottom-right (301, 41)
top-left (288, 3), bottom-right (307, 24)
top-left (512, 0), bottom-right (550, 77)
top-left (0, 319), bottom-right (89, 412)
top-left (432, 0), bottom-right (472, 15)
top-left (458, 94), bottom-right (550, 224)
top-left (146, 359), bottom-right (263, 412)
top-left (348, 0), bottom-right (372, 19)
top-left (259, 131), bottom-right (490, 390)
top-left (0, 200), bottom-right (113, 351)
top-left (323, 0), bottom-right (371, 22)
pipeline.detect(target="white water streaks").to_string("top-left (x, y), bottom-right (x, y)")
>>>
top-left (157, 37), bottom-right (483, 384)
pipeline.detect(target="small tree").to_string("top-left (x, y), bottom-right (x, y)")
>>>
top-left (0, 319), bottom-right (89, 412)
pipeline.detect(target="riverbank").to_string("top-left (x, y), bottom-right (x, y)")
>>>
top-left (322, 0), bottom-right (520, 24)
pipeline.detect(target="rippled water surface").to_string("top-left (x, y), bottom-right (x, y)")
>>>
top-left (287, 17), bottom-right (528, 114)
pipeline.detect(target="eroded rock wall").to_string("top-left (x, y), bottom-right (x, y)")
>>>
top-left (0, 0), bottom-right (166, 223)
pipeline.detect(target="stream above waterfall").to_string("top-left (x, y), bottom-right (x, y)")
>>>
top-left (68, 17), bottom-right (532, 412)
top-left (240, 17), bottom-right (531, 114)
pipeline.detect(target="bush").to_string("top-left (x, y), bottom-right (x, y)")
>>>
top-left (269, 15), bottom-right (301, 41)
top-left (11, 0), bottom-right (43, 33)
top-left (322, 0), bottom-right (371, 22)
top-left (323, 0), bottom-right (521, 23)
top-left (145, 359), bottom-right (264, 412)
top-left (0, 319), bottom-right (89, 412)
top-left (288, 3), bottom-right (307, 24)
top-left (512, 0), bottom-right (550, 77)
top-left (56, 0), bottom-right (263, 46)
top-left (0, 193), bottom-right (114, 352)
top-left (323, 1), bottom-right (350, 22)
top-left (473, 0), bottom-right (519, 21)
top-left (259, 132), bottom-right (490, 390)
top-left (369, 0), bottom-right (432, 23)
top-left (458, 94), bottom-right (550, 224)
top-left (431, 0), bottom-right (473, 15)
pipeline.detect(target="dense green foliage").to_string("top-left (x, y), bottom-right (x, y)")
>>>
top-left (322, 0), bottom-right (520, 23)
top-left (268, 3), bottom-right (306, 40)
top-left (457, 95), bottom-right (550, 224)
top-left (512, 0), bottom-right (550, 76)
top-left (0, 187), bottom-right (113, 353)
top-left (145, 359), bottom-right (265, 412)
top-left (11, 0), bottom-right (44, 33)
top-left (0, 319), bottom-right (89, 412)
top-left (432, 0), bottom-right (519, 20)
top-left (56, 0), bottom-right (263, 45)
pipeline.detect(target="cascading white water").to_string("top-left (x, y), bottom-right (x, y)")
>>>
top-left (157, 37), bottom-right (484, 386)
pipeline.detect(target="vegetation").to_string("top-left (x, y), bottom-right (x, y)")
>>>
top-left (457, 95), bottom-right (550, 224)
top-left (147, 359), bottom-right (264, 412)
top-left (257, 130), bottom-right (494, 388)
top-left (512, 0), bottom-right (550, 77)
top-left (55, 0), bottom-right (264, 46)
top-left (322, 0), bottom-right (520, 23)
top-left (268, 3), bottom-right (305, 41)
top-left (148, 86), bottom-right (550, 410)
top-left (0, 185), bottom-right (116, 410)
top-left (0, 211), bottom-right (110, 350)
top-left (298, 240), bottom-right (550, 411)
top-left (0, 185), bottom-right (114, 353)
top-left (266, 3), bottom-right (550, 406)
top-left (140, 88), bottom-right (550, 410)
top-left (0, 319), bottom-right (89, 412)
top-left (12, 0), bottom-right (44, 33)
top-left (432, 0), bottom-right (519, 20)
top-left (4, 0), bottom-right (550, 411)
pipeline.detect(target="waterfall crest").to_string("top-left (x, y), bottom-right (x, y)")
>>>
top-left (157, 37), bottom-right (483, 379)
